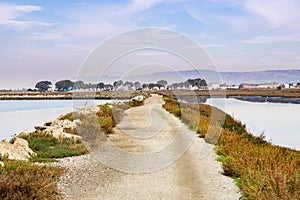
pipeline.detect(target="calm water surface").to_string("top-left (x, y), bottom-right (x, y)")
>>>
top-left (1, 98), bottom-right (299, 150)
top-left (0, 100), bottom-right (112, 140)
top-left (206, 98), bottom-right (300, 150)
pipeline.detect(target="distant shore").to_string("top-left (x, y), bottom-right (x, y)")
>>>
top-left (0, 91), bottom-right (138, 100)
top-left (0, 88), bottom-right (300, 100)
top-left (235, 96), bottom-right (300, 104)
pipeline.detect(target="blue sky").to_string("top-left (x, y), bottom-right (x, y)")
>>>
top-left (1, 0), bottom-right (300, 88)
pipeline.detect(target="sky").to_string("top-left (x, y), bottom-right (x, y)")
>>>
top-left (1, 0), bottom-right (300, 88)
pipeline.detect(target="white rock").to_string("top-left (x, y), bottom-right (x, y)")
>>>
top-left (131, 95), bottom-right (144, 102)
top-left (0, 161), bottom-right (4, 168)
top-left (0, 138), bottom-right (36, 161)
top-left (43, 126), bottom-right (81, 141)
top-left (39, 119), bottom-right (81, 141)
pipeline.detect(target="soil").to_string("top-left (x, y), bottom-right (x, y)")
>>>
top-left (51, 94), bottom-right (241, 200)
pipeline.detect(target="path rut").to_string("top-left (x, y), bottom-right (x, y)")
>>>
top-left (55, 94), bottom-right (240, 200)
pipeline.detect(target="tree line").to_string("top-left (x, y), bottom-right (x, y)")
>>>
top-left (34, 78), bottom-right (207, 92)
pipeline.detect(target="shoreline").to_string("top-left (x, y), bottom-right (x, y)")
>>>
top-left (235, 96), bottom-right (300, 104)
top-left (1, 88), bottom-right (300, 100)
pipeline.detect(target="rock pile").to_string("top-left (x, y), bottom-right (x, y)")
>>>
top-left (0, 138), bottom-right (36, 161)
top-left (0, 117), bottom-right (82, 161)
top-left (131, 95), bottom-right (145, 102)
top-left (34, 119), bottom-right (81, 141)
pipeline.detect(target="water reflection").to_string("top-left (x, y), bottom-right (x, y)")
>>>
top-left (177, 96), bottom-right (207, 104)
top-left (206, 98), bottom-right (300, 150)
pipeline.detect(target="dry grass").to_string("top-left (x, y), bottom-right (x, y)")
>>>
top-left (96, 104), bottom-right (116, 134)
top-left (0, 90), bottom-right (152, 100)
top-left (218, 130), bottom-right (300, 200)
top-left (162, 96), bottom-right (300, 200)
top-left (155, 89), bottom-right (300, 98)
top-left (0, 157), bottom-right (63, 200)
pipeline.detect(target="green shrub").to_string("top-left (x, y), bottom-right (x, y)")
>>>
top-left (20, 132), bottom-right (88, 161)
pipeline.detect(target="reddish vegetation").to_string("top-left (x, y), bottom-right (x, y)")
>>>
top-left (162, 96), bottom-right (300, 200)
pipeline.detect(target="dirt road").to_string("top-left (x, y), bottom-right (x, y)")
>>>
top-left (56, 94), bottom-right (240, 200)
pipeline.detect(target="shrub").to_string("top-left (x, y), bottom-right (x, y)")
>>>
top-left (20, 132), bottom-right (88, 162)
top-left (129, 99), bottom-right (144, 107)
top-left (96, 104), bottom-right (116, 134)
top-left (162, 97), bottom-right (181, 117)
top-left (0, 160), bottom-right (62, 200)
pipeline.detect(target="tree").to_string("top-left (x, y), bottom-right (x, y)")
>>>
top-left (148, 83), bottom-right (155, 89)
top-left (35, 81), bottom-right (52, 92)
top-left (157, 80), bottom-right (168, 87)
top-left (55, 80), bottom-right (74, 91)
top-left (74, 80), bottom-right (86, 90)
top-left (104, 84), bottom-right (113, 91)
top-left (142, 83), bottom-right (149, 89)
top-left (97, 82), bottom-right (105, 90)
top-left (172, 83), bottom-right (179, 90)
top-left (124, 81), bottom-right (133, 89)
top-left (199, 79), bottom-right (207, 87)
top-left (134, 81), bottom-right (141, 89)
top-left (113, 80), bottom-right (123, 90)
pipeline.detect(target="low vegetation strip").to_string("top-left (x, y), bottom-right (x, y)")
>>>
top-left (0, 155), bottom-right (62, 200)
top-left (155, 89), bottom-right (300, 98)
top-left (162, 96), bottom-right (300, 200)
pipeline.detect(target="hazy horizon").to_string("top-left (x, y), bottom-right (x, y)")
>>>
top-left (1, 68), bottom-right (299, 90)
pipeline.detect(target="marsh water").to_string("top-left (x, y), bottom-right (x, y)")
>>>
top-left (205, 98), bottom-right (300, 150)
top-left (0, 98), bottom-right (299, 150)
top-left (0, 100), bottom-right (111, 141)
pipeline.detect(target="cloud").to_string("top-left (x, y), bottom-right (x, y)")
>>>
top-left (243, 0), bottom-right (300, 31)
top-left (185, 6), bottom-right (207, 24)
top-left (59, 1), bottom-right (183, 45)
top-left (241, 35), bottom-right (300, 44)
top-left (131, 0), bottom-right (167, 10)
top-left (0, 3), bottom-right (51, 30)
top-left (187, 0), bottom-right (300, 34)
top-left (201, 44), bottom-right (224, 48)
top-left (21, 30), bottom-right (68, 41)
top-left (269, 51), bottom-right (296, 56)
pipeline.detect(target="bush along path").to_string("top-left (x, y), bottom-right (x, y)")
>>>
top-left (48, 94), bottom-right (240, 200)
top-left (162, 96), bottom-right (300, 200)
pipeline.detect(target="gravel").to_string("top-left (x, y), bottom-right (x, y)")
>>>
top-left (49, 94), bottom-right (241, 200)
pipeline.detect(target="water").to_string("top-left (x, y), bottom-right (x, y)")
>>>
top-left (206, 98), bottom-right (300, 150)
top-left (1, 98), bottom-right (299, 150)
top-left (0, 100), bottom-right (112, 141)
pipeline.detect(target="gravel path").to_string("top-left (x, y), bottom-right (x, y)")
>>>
top-left (52, 94), bottom-right (241, 200)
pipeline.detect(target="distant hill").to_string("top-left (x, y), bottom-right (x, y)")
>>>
top-left (78, 69), bottom-right (300, 85)
top-left (220, 70), bottom-right (300, 85)
top-left (121, 69), bottom-right (300, 85)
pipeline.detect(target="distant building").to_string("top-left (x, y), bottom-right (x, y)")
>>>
top-left (239, 83), bottom-right (259, 89)
top-left (239, 82), bottom-right (280, 89)
top-left (226, 85), bottom-right (239, 90)
top-left (208, 83), bottom-right (221, 90)
top-left (257, 82), bottom-right (281, 89)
